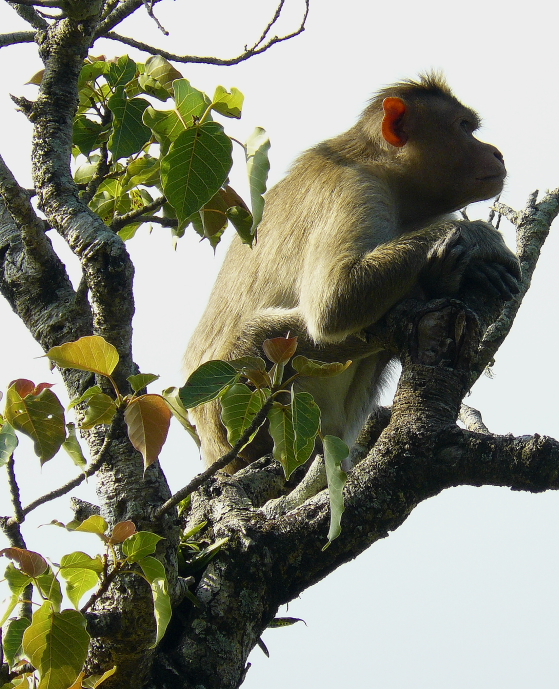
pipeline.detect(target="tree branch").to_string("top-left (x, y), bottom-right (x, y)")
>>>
top-left (474, 188), bottom-right (559, 379)
top-left (0, 30), bottom-right (36, 47)
top-left (101, 0), bottom-right (310, 66)
top-left (95, 0), bottom-right (160, 35)
top-left (110, 195), bottom-right (165, 231)
top-left (7, 0), bottom-right (48, 30)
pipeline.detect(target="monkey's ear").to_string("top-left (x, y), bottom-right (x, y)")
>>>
top-left (382, 97), bottom-right (408, 147)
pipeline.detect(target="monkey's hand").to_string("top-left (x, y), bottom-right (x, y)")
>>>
top-left (423, 227), bottom-right (472, 296)
top-left (463, 260), bottom-right (521, 301)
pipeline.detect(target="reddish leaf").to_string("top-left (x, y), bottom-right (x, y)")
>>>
top-left (262, 336), bottom-right (298, 364)
top-left (0, 547), bottom-right (48, 577)
top-left (124, 394), bottom-right (172, 468)
top-left (109, 521), bottom-right (137, 544)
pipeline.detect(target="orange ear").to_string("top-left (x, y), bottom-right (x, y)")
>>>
top-left (382, 97), bottom-right (408, 147)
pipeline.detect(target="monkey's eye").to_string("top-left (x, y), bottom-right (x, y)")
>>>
top-left (459, 119), bottom-right (473, 133)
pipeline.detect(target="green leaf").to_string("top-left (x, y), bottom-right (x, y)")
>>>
top-left (124, 394), bottom-right (172, 468)
top-left (246, 127), bottom-right (271, 235)
top-left (106, 55), bottom-right (136, 88)
top-left (73, 116), bottom-right (108, 157)
top-left (212, 85), bottom-right (244, 119)
top-left (62, 422), bottom-right (87, 470)
top-left (322, 435), bottom-right (349, 549)
top-left (292, 392), bottom-right (321, 465)
top-left (0, 563), bottom-right (31, 626)
top-left (268, 616), bottom-right (305, 628)
top-left (220, 383), bottom-right (267, 447)
top-left (179, 537), bottom-right (228, 575)
top-left (227, 205), bottom-right (254, 245)
top-left (292, 356), bottom-right (353, 377)
top-left (127, 373), bottom-right (160, 393)
top-left (161, 387), bottom-right (200, 448)
top-left (136, 73), bottom-right (170, 101)
top-left (80, 393), bottom-right (117, 430)
top-left (138, 556), bottom-right (171, 647)
top-left (47, 336), bottom-right (119, 376)
top-left (122, 155), bottom-right (160, 189)
top-left (268, 403), bottom-right (295, 476)
top-left (5, 386), bottom-right (66, 464)
top-left (143, 78), bottom-right (209, 153)
top-left (60, 552), bottom-right (102, 609)
top-left (107, 87), bottom-right (152, 160)
top-left (68, 515), bottom-right (108, 536)
top-left (198, 190), bottom-right (229, 247)
top-left (68, 386), bottom-right (103, 410)
top-left (22, 601), bottom-right (90, 689)
top-left (122, 531), bottom-right (164, 563)
top-left (160, 122), bottom-right (233, 228)
top-left (3, 617), bottom-right (31, 668)
top-left (179, 360), bottom-right (238, 408)
top-left (0, 421), bottom-right (18, 467)
top-left (143, 55), bottom-right (183, 94)
top-left (35, 567), bottom-right (63, 611)
top-left (82, 666), bottom-right (117, 688)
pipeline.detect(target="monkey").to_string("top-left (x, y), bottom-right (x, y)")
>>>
top-left (184, 73), bottom-right (520, 472)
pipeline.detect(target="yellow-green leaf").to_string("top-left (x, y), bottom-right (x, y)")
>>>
top-left (80, 393), bottom-right (117, 430)
top-left (220, 383), bottom-right (267, 447)
top-left (3, 617), bottom-right (31, 668)
top-left (68, 515), bottom-right (108, 536)
top-left (46, 336), bottom-right (119, 376)
top-left (212, 85), bottom-right (244, 119)
top-left (292, 356), bottom-right (353, 377)
top-left (127, 373), bottom-right (159, 393)
top-left (122, 531), bottom-right (164, 563)
top-left (322, 435), bottom-right (349, 549)
top-left (59, 553), bottom-right (102, 610)
top-left (124, 394), bottom-right (172, 468)
top-left (22, 601), bottom-right (90, 689)
top-left (62, 423), bottom-right (87, 470)
top-left (0, 421), bottom-right (18, 468)
top-left (161, 387), bottom-right (201, 448)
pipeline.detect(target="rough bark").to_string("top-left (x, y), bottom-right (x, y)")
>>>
top-left (0, 2), bottom-right (558, 689)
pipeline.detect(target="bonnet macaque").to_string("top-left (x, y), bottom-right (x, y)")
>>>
top-left (184, 73), bottom-right (520, 469)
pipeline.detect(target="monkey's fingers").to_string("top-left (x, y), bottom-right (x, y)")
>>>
top-left (468, 263), bottom-right (518, 300)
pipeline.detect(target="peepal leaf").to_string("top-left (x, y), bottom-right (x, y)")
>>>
top-left (144, 55), bottom-right (183, 94)
top-left (123, 531), bottom-right (164, 563)
top-left (108, 87), bottom-right (152, 160)
top-left (0, 547), bottom-right (48, 577)
top-left (220, 383), bottom-right (268, 447)
top-left (62, 422), bottom-right (87, 469)
top-left (0, 421), bottom-right (18, 467)
top-left (80, 392), bottom-right (117, 429)
top-left (124, 394), bottom-right (172, 468)
top-left (246, 127), bottom-right (271, 233)
top-left (4, 617), bottom-right (31, 668)
top-left (60, 552), bottom-right (102, 609)
top-left (292, 356), bottom-right (352, 377)
top-left (179, 360), bottom-right (238, 408)
top-left (47, 336), bottom-right (119, 376)
top-left (212, 85), bottom-right (244, 119)
top-left (161, 386), bottom-right (201, 447)
top-left (22, 601), bottom-right (90, 689)
top-left (322, 435), bottom-right (349, 548)
top-left (127, 373), bottom-right (159, 393)
top-left (138, 556), bottom-right (171, 646)
top-left (4, 385), bottom-right (65, 464)
top-left (161, 122), bottom-right (233, 228)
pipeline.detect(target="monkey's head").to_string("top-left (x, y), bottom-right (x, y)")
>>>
top-left (364, 74), bottom-right (506, 222)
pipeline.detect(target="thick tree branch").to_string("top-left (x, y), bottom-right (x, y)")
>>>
top-left (101, 0), bottom-right (310, 66)
top-left (95, 0), bottom-right (160, 35)
top-left (0, 30), bottom-right (36, 47)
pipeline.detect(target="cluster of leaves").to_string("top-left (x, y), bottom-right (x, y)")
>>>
top-left (44, 53), bottom-right (270, 246)
top-left (0, 519), bottom-right (171, 689)
top-left (178, 335), bottom-right (352, 544)
top-left (0, 336), bottom-right (174, 470)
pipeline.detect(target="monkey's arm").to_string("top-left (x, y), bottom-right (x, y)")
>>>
top-left (300, 219), bottom-right (520, 344)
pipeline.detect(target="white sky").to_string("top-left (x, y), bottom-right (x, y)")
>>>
top-left (1, 1), bottom-right (559, 687)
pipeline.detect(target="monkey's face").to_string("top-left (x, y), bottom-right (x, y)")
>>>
top-left (384, 95), bottom-right (506, 219)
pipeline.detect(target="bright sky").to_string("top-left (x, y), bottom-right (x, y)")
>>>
top-left (1, 1), bottom-right (559, 687)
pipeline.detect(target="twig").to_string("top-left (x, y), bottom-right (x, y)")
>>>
top-left (96, 0), bottom-right (157, 35)
top-left (474, 189), bottom-right (559, 382)
top-left (253, 0), bottom-right (285, 50)
top-left (81, 142), bottom-right (110, 203)
top-left (7, 455), bottom-right (24, 523)
top-left (154, 397), bottom-right (275, 518)
top-left (7, 1), bottom-right (48, 30)
top-left (21, 417), bottom-right (119, 516)
top-left (0, 30), bottom-right (36, 48)
top-left (142, 0), bottom-right (167, 35)
top-left (102, 0), bottom-right (310, 66)
top-left (110, 195), bottom-right (165, 231)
